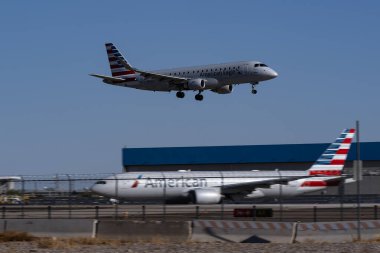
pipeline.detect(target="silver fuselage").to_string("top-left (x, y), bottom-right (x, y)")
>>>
top-left (91, 170), bottom-right (327, 202)
top-left (106, 61), bottom-right (278, 91)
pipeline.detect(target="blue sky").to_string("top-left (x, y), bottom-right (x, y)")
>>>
top-left (0, 1), bottom-right (379, 175)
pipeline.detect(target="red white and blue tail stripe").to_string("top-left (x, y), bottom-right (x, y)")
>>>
top-left (105, 43), bottom-right (135, 77)
top-left (308, 128), bottom-right (355, 176)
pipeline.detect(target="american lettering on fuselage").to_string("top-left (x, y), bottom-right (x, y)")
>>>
top-left (90, 43), bottom-right (278, 101)
top-left (145, 177), bottom-right (207, 188)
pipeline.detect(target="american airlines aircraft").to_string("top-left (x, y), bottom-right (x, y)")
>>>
top-left (90, 43), bottom-right (278, 101)
top-left (91, 129), bottom-right (355, 204)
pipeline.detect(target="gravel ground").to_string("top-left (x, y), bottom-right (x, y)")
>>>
top-left (1, 242), bottom-right (380, 253)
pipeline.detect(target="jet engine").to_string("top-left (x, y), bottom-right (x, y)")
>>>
top-left (212, 84), bottom-right (233, 94)
top-left (189, 189), bottom-right (222, 204)
top-left (187, 78), bottom-right (206, 90)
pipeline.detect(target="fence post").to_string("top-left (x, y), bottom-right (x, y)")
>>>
top-left (313, 206), bottom-right (317, 222)
top-left (142, 205), bottom-right (146, 221)
top-left (67, 174), bottom-right (72, 219)
top-left (2, 206), bottom-right (5, 219)
top-left (21, 177), bottom-right (25, 219)
top-left (195, 205), bottom-right (199, 219)
top-left (48, 206), bottom-right (51, 219)
top-left (252, 205), bottom-right (256, 221)
top-left (95, 206), bottom-right (99, 220)
top-left (290, 221), bottom-right (300, 243)
top-left (113, 174), bottom-right (119, 220)
top-left (375, 205), bottom-right (378, 220)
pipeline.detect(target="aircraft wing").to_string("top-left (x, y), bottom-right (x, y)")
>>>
top-left (89, 74), bottom-right (126, 83)
top-left (220, 176), bottom-right (303, 195)
top-left (115, 55), bottom-right (189, 84)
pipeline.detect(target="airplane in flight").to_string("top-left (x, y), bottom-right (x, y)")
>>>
top-left (91, 129), bottom-right (356, 204)
top-left (90, 43), bottom-right (278, 101)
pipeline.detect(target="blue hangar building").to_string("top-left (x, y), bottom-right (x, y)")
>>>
top-left (122, 142), bottom-right (380, 195)
top-left (123, 142), bottom-right (380, 174)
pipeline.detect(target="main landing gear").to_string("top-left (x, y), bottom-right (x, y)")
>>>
top-left (195, 91), bottom-right (203, 101)
top-left (176, 91), bottom-right (185, 98)
top-left (176, 91), bottom-right (204, 101)
top-left (251, 82), bottom-right (258, 94)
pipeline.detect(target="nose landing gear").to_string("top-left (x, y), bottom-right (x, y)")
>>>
top-left (251, 82), bottom-right (258, 94)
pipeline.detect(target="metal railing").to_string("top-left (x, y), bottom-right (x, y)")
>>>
top-left (1, 173), bottom-right (380, 222)
top-left (1, 204), bottom-right (380, 222)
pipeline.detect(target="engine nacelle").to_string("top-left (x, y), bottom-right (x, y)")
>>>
top-left (187, 78), bottom-right (206, 90)
top-left (190, 189), bottom-right (222, 204)
top-left (212, 84), bottom-right (233, 94)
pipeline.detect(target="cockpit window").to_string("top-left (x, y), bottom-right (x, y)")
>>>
top-left (95, 180), bottom-right (106, 185)
top-left (254, 63), bottom-right (268, 68)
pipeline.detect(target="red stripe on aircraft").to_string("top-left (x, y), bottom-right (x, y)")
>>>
top-left (330, 160), bottom-right (345, 165)
top-left (336, 149), bottom-right (349, 154)
top-left (309, 170), bottom-right (342, 176)
top-left (343, 138), bottom-right (352, 144)
top-left (301, 181), bottom-right (327, 187)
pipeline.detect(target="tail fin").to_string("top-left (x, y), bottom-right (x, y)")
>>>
top-left (308, 128), bottom-right (355, 176)
top-left (105, 43), bottom-right (135, 77)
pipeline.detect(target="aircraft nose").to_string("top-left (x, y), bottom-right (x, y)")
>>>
top-left (268, 69), bottom-right (278, 79)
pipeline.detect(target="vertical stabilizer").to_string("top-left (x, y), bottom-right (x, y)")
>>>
top-left (308, 129), bottom-right (356, 176)
top-left (105, 43), bottom-right (135, 77)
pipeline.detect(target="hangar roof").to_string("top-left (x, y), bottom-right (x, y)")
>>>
top-left (122, 142), bottom-right (380, 166)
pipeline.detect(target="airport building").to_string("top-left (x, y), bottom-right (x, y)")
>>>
top-left (122, 142), bottom-right (380, 196)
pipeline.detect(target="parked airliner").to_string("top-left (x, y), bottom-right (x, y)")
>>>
top-left (91, 129), bottom-right (355, 204)
top-left (90, 43), bottom-right (278, 101)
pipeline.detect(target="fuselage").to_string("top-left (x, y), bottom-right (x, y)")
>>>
top-left (105, 61), bottom-right (278, 92)
top-left (91, 170), bottom-right (327, 202)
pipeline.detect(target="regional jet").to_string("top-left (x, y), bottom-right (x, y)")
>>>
top-left (91, 129), bottom-right (355, 204)
top-left (90, 43), bottom-right (278, 101)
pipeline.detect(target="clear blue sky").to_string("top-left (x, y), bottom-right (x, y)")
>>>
top-left (1, 1), bottom-right (379, 175)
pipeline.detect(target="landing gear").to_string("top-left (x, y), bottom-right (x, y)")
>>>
top-left (176, 91), bottom-right (185, 98)
top-left (251, 82), bottom-right (258, 94)
top-left (195, 93), bottom-right (203, 101)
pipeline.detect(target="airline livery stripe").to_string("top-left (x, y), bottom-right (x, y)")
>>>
top-left (309, 170), bottom-right (342, 176)
top-left (330, 160), bottom-right (345, 165)
top-left (110, 65), bottom-right (124, 69)
top-left (332, 154), bottom-right (347, 160)
top-left (301, 181), bottom-right (327, 187)
top-left (336, 149), bottom-right (349, 154)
